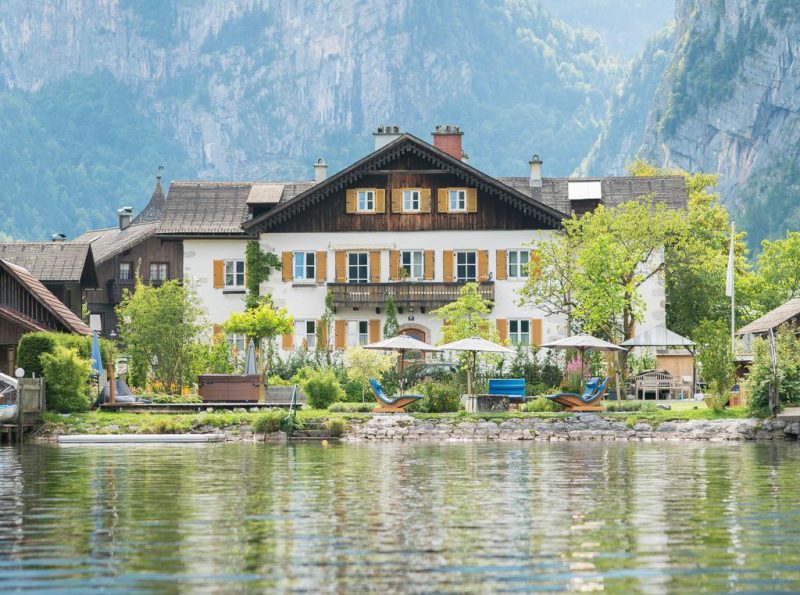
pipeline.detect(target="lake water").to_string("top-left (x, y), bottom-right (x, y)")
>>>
top-left (1, 442), bottom-right (800, 593)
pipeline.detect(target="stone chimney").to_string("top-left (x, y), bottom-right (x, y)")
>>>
top-left (373, 125), bottom-right (403, 150)
top-left (313, 158), bottom-right (328, 183)
top-left (432, 125), bottom-right (465, 160)
top-left (118, 206), bottom-right (133, 230)
top-left (529, 154), bottom-right (543, 188)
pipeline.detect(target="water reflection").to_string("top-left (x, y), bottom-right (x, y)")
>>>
top-left (1, 442), bottom-right (799, 592)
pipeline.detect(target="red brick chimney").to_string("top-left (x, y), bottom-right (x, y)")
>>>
top-left (432, 125), bottom-right (465, 160)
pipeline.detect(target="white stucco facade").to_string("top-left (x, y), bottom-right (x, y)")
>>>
top-left (183, 239), bottom-right (249, 326)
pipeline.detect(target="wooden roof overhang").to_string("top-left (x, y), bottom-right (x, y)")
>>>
top-left (243, 134), bottom-right (566, 233)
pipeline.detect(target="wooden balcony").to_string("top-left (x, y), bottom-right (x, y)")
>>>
top-left (328, 282), bottom-right (494, 310)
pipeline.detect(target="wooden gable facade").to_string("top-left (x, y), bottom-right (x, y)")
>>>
top-left (244, 135), bottom-right (564, 234)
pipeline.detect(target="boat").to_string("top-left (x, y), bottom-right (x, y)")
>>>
top-left (0, 403), bottom-right (17, 422)
top-left (0, 373), bottom-right (19, 422)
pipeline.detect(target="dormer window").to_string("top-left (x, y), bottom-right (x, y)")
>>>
top-left (357, 190), bottom-right (375, 212)
top-left (448, 189), bottom-right (467, 212)
top-left (402, 189), bottom-right (421, 212)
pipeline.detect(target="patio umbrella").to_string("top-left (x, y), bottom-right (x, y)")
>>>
top-left (364, 335), bottom-right (442, 394)
top-left (244, 339), bottom-right (257, 375)
top-left (90, 331), bottom-right (103, 377)
top-left (540, 333), bottom-right (626, 381)
top-left (438, 336), bottom-right (514, 396)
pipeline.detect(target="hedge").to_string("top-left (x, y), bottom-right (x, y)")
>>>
top-left (17, 331), bottom-right (112, 377)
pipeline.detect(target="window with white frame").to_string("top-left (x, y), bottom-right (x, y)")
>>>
top-left (348, 252), bottom-right (369, 283)
top-left (448, 189), bottom-right (467, 211)
top-left (294, 320), bottom-right (317, 349)
top-left (507, 250), bottom-right (530, 279)
top-left (224, 259), bottom-right (246, 287)
top-left (357, 190), bottom-right (375, 212)
top-left (509, 319), bottom-right (530, 346)
top-left (119, 262), bottom-right (132, 280)
top-left (402, 189), bottom-right (421, 212)
top-left (347, 320), bottom-right (369, 346)
top-left (226, 332), bottom-right (247, 355)
top-left (149, 262), bottom-right (169, 282)
top-left (293, 251), bottom-right (316, 281)
top-left (455, 251), bottom-right (477, 282)
top-left (400, 250), bottom-right (424, 280)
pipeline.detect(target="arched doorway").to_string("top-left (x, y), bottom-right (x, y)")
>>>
top-left (398, 324), bottom-right (430, 371)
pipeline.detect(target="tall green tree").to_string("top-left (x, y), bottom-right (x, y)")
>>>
top-left (383, 296), bottom-right (400, 339)
top-left (433, 282), bottom-right (498, 344)
top-left (752, 231), bottom-right (800, 312)
top-left (222, 296), bottom-right (293, 374)
top-left (694, 319), bottom-right (737, 411)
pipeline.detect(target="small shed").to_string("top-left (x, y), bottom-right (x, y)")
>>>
top-left (621, 324), bottom-right (696, 398)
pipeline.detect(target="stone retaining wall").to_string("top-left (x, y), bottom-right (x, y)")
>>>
top-left (342, 415), bottom-right (794, 442)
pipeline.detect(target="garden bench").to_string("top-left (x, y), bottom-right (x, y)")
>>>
top-left (487, 379), bottom-right (527, 401)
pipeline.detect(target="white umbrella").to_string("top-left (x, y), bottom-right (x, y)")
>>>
top-left (541, 334), bottom-right (625, 379)
top-left (365, 335), bottom-right (442, 394)
top-left (438, 336), bottom-right (514, 396)
top-left (244, 339), bottom-right (257, 375)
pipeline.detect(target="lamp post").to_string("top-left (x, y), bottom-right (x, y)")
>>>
top-left (108, 330), bottom-right (117, 405)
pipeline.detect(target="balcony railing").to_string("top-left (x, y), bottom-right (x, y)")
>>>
top-left (328, 282), bottom-right (494, 310)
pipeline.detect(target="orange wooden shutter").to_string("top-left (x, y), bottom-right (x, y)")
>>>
top-left (335, 251), bottom-right (346, 282)
top-left (317, 319), bottom-right (327, 348)
top-left (346, 189), bottom-right (356, 213)
top-left (529, 249), bottom-right (541, 278)
top-left (282, 333), bottom-right (293, 350)
top-left (375, 189), bottom-right (386, 213)
top-left (281, 252), bottom-right (292, 282)
top-left (213, 260), bottom-right (224, 288)
top-left (478, 250), bottom-right (489, 282)
top-left (370, 251), bottom-right (381, 282)
top-left (316, 251), bottom-right (327, 283)
top-left (389, 250), bottom-right (400, 281)
top-left (530, 319), bottom-right (543, 346)
top-left (443, 250), bottom-right (454, 282)
top-left (467, 188), bottom-right (477, 212)
top-left (424, 250), bottom-right (434, 280)
top-left (391, 189), bottom-right (402, 213)
top-left (437, 188), bottom-right (448, 213)
top-left (496, 319), bottom-right (508, 343)
top-left (334, 320), bottom-right (346, 349)
top-left (495, 250), bottom-right (507, 280)
top-left (420, 188), bottom-right (432, 213)
top-left (369, 319), bottom-right (380, 343)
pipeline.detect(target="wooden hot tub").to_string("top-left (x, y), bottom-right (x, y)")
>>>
top-left (198, 374), bottom-right (264, 403)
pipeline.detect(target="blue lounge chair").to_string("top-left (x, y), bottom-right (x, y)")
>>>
top-left (369, 378), bottom-right (425, 413)
top-left (546, 377), bottom-right (609, 412)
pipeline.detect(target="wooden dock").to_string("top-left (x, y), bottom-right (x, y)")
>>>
top-left (777, 407), bottom-right (800, 423)
top-left (99, 402), bottom-right (293, 414)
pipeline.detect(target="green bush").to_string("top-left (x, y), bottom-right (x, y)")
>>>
top-left (267, 375), bottom-right (294, 387)
top-left (328, 402), bottom-right (374, 413)
top-left (603, 401), bottom-right (659, 412)
top-left (40, 345), bottom-right (92, 413)
top-left (407, 380), bottom-right (462, 413)
top-left (325, 417), bottom-right (346, 436)
top-left (302, 368), bottom-right (344, 409)
top-left (522, 396), bottom-right (560, 413)
top-left (146, 393), bottom-right (202, 404)
top-left (252, 410), bottom-right (288, 434)
top-left (746, 329), bottom-right (800, 417)
top-left (17, 331), bottom-right (112, 378)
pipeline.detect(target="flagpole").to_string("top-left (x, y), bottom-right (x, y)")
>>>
top-left (728, 221), bottom-right (736, 354)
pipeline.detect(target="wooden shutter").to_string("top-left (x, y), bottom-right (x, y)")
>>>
top-left (443, 250), bottom-right (454, 282)
top-left (375, 189), bottom-right (386, 213)
top-left (282, 333), bottom-right (293, 350)
top-left (335, 251), bottom-right (346, 282)
top-left (212, 324), bottom-right (222, 338)
top-left (478, 250), bottom-right (489, 282)
top-left (467, 188), bottom-right (478, 213)
top-left (334, 320), bottom-right (346, 349)
top-left (437, 188), bottom-right (448, 213)
top-left (391, 189), bottom-right (402, 213)
top-left (530, 319), bottom-right (543, 346)
top-left (316, 251), bottom-right (327, 283)
top-left (281, 252), bottom-right (292, 282)
top-left (389, 250), bottom-right (400, 281)
top-left (495, 250), bottom-right (507, 280)
top-left (369, 319), bottom-right (380, 343)
top-left (317, 319), bottom-right (327, 348)
top-left (424, 250), bottom-right (434, 280)
top-left (213, 260), bottom-right (225, 288)
top-left (529, 249), bottom-right (541, 278)
top-left (370, 251), bottom-right (381, 282)
top-left (420, 188), bottom-right (432, 213)
top-left (346, 189), bottom-right (356, 213)
top-left (496, 319), bottom-right (508, 343)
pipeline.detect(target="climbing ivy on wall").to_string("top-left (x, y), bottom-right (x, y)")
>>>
top-left (245, 240), bottom-right (282, 309)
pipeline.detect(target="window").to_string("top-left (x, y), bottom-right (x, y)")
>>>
top-left (224, 259), bottom-right (246, 287)
top-left (357, 190), bottom-right (375, 212)
top-left (347, 320), bottom-right (369, 346)
top-left (294, 320), bottom-right (317, 350)
top-left (449, 189), bottom-right (467, 211)
top-left (149, 263), bottom-right (169, 282)
top-left (509, 319), bottom-right (530, 346)
top-left (455, 251), bottom-right (477, 282)
top-left (400, 250), bottom-right (424, 280)
top-left (507, 250), bottom-right (530, 279)
top-left (293, 252), bottom-right (316, 281)
top-left (119, 262), bottom-right (132, 280)
top-left (348, 252), bottom-right (369, 284)
top-left (226, 333), bottom-right (247, 355)
top-left (89, 313), bottom-right (103, 333)
top-left (402, 189), bottom-right (421, 212)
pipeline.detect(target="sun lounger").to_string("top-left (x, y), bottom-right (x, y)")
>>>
top-left (545, 377), bottom-right (608, 412)
top-left (369, 378), bottom-right (424, 413)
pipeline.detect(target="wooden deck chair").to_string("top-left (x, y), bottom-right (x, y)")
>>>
top-left (369, 378), bottom-right (424, 413)
top-left (545, 377), bottom-right (609, 412)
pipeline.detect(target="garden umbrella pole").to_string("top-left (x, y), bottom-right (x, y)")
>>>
top-left (438, 336), bottom-right (514, 397)
top-left (364, 335), bottom-right (443, 395)
top-left (540, 334), bottom-right (626, 391)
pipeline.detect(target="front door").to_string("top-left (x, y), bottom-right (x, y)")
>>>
top-left (399, 328), bottom-right (426, 369)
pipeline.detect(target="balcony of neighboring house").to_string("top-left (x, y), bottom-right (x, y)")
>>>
top-left (328, 281), bottom-right (495, 311)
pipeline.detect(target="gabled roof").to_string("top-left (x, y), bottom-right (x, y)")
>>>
top-left (620, 323), bottom-right (695, 348)
top-left (243, 134), bottom-right (566, 232)
top-left (73, 222), bottom-right (160, 265)
top-left (0, 242), bottom-right (97, 286)
top-left (0, 259), bottom-right (91, 335)
top-left (737, 297), bottom-right (800, 336)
